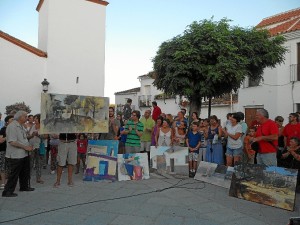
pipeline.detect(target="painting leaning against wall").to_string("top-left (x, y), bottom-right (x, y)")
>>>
top-left (40, 93), bottom-right (109, 134)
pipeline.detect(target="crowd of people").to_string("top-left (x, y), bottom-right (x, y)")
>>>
top-left (0, 102), bottom-right (300, 197)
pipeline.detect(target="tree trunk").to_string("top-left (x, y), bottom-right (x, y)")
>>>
top-left (208, 97), bottom-right (212, 117)
top-left (189, 96), bottom-right (202, 121)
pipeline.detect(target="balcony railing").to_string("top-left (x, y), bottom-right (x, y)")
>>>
top-left (290, 64), bottom-right (300, 82)
top-left (138, 95), bottom-right (151, 107)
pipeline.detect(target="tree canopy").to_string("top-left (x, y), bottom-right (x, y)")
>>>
top-left (5, 102), bottom-right (31, 115)
top-left (152, 18), bottom-right (287, 115)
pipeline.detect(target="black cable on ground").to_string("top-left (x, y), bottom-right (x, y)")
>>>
top-left (0, 178), bottom-right (205, 224)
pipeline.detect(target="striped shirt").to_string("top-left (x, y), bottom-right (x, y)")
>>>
top-left (125, 120), bottom-right (144, 147)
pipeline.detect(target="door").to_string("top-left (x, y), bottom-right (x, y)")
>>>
top-left (245, 108), bottom-right (263, 129)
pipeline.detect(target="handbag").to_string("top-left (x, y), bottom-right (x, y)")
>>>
top-left (39, 139), bottom-right (46, 156)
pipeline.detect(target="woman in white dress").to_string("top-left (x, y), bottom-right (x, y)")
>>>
top-left (155, 119), bottom-right (173, 147)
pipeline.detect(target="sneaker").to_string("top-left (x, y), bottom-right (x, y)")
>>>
top-left (50, 170), bottom-right (55, 175)
top-left (0, 184), bottom-right (5, 190)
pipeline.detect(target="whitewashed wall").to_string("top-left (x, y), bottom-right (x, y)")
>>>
top-left (238, 34), bottom-right (300, 119)
top-left (38, 0), bottom-right (106, 97)
top-left (0, 40), bottom-right (46, 114)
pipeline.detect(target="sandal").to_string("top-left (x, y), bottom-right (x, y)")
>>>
top-left (53, 182), bottom-right (60, 188)
top-left (36, 179), bottom-right (44, 184)
top-left (67, 182), bottom-right (74, 187)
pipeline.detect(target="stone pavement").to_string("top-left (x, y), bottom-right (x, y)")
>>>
top-left (0, 170), bottom-right (299, 225)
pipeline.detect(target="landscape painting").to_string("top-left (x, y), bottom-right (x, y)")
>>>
top-left (83, 152), bottom-right (117, 181)
top-left (194, 161), bottom-right (234, 188)
top-left (88, 140), bottom-right (119, 157)
top-left (117, 153), bottom-right (150, 181)
top-left (40, 93), bottom-right (109, 133)
top-left (229, 163), bottom-right (298, 211)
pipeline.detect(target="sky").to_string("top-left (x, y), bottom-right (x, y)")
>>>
top-left (1, 0), bottom-right (300, 104)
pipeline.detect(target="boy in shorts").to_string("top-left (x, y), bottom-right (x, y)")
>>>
top-left (186, 122), bottom-right (201, 178)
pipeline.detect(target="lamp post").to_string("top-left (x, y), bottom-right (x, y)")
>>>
top-left (41, 78), bottom-right (50, 93)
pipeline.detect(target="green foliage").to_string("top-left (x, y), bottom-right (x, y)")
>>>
top-left (152, 18), bottom-right (287, 112)
top-left (5, 102), bottom-right (31, 115)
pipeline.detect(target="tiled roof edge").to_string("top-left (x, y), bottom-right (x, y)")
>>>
top-left (0, 30), bottom-right (47, 58)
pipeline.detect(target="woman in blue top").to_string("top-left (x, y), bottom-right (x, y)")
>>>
top-left (205, 115), bottom-right (224, 165)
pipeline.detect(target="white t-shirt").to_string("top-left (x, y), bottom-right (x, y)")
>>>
top-left (226, 123), bottom-right (243, 149)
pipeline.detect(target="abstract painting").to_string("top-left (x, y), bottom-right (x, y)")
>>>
top-left (229, 163), bottom-right (298, 211)
top-left (117, 153), bottom-right (149, 181)
top-left (194, 161), bottom-right (234, 188)
top-left (40, 93), bottom-right (109, 133)
top-left (83, 152), bottom-right (117, 181)
top-left (88, 140), bottom-right (119, 157)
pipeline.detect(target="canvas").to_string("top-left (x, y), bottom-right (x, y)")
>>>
top-left (83, 152), bottom-right (117, 181)
top-left (88, 140), bottom-right (119, 157)
top-left (150, 146), bottom-right (188, 175)
top-left (194, 161), bottom-right (234, 188)
top-left (117, 153), bottom-right (150, 181)
top-left (40, 93), bottom-right (109, 133)
top-left (229, 163), bottom-right (298, 211)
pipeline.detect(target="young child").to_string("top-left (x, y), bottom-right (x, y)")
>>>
top-left (186, 122), bottom-right (202, 178)
top-left (76, 133), bottom-right (88, 174)
top-left (118, 119), bottom-right (128, 154)
top-left (243, 127), bottom-right (256, 164)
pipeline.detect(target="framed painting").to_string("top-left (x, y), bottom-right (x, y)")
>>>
top-left (117, 153), bottom-right (150, 181)
top-left (194, 161), bottom-right (234, 189)
top-left (40, 93), bottom-right (109, 133)
top-left (88, 140), bottom-right (119, 157)
top-left (83, 153), bottom-right (117, 181)
top-left (229, 163), bottom-right (298, 211)
top-left (150, 146), bottom-right (188, 175)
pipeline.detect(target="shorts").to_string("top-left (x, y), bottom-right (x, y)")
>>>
top-left (140, 141), bottom-right (151, 152)
top-left (0, 151), bottom-right (5, 172)
top-left (57, 142), bottom-right (77, 166)
top-left (188, 152), bottom-right (199, 161)
top-left (77, 152), bottom-right (86, 160)
top-left (225, 146), bottom-right (243, 157)
top-left (125, 146), bottom-right (141, 153)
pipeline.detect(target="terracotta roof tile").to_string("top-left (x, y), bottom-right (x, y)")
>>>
top-left (37, 0), bottom-right (109, 12)
top-left (257, 8), bottom-right (300, 27)
top-left (268, 17), bottom-right (300, 36)
top-left (0, 30), bottom-right (47, 57)
top-left (256, 8), bottom-right (300, 36)
top-left (114, 87), bottom-right (140, 95)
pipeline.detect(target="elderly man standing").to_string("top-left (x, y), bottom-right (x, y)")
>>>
top-left (252, 109), bottom-right (278, 166)
top-left (2, 111), bottom-right (34, 197)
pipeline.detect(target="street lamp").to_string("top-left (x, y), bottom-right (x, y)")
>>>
top-left (41, 78), bottom-right (50, 93)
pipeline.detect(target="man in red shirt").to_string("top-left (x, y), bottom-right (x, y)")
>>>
top-left (151, 101), bottom-right (162, 121)
top-left (282, 113), bottom-right (300, 147)
top-left (252, 109), bottom-right (278, 166)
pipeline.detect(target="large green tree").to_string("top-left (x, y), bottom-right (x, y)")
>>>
top-left (152, 18), bottom-right (287, 116)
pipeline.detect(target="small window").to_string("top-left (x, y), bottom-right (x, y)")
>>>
top-left (296, 103), bottom-right (300, 113)
top-left (248, 77), bottom-right (260, 87)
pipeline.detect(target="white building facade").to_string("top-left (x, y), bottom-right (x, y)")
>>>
top-left (115, 74), bottom-right (237, 124)
top-left (0, 0), bottom-right (108, 115)
top-left (238, 8), bottom-right (300, 125)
